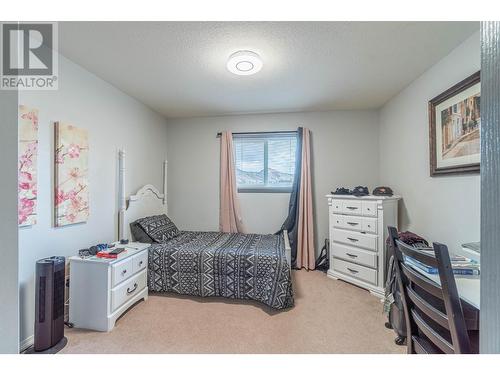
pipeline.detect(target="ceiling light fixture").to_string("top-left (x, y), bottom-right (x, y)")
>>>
top-left (227, 50), bottom-right (263, 76)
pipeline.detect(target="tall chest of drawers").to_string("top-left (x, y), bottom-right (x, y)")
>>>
top-left (326, 194), bottom-right (400, 298)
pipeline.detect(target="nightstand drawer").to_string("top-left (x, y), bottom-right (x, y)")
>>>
top-left (111, 270), bottom-right (147, 312)
top-left (133, 251), bottom-right (148, 274)
top-left (333, 259), bottom-right (377, 285)
top-left (112, 258), bottom-right (134, 286)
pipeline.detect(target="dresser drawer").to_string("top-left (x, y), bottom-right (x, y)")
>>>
top-left (332, 244), bottom-right (377, 268)
top-left (342, 200), bottom-right (362, 215)
top-left (332, 214), bottom-right (378, 234)
top-left (112, 257), bottom-right (134, 287)
top-left (362, 201), bottom-right (377, 217)
top-left (332, 214), bottom-right (362, 231)
top-left (362, 217), bottom-right (377, 234)
top-left (331, 199), bottom-right (343, 213)
top-left (333, 258), bottom-right (377, 285)
top-left (332, 228), bottom-right (378, 251)
top-left (132, 250), bottom-right (148, 274)
top-left (111, 270), bottom-right (147, 312)
top-left (331, 214), bottom-right (345, 228)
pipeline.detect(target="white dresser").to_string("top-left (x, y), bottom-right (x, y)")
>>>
top-left (326, 194), bottom-right (400, 298)
top-left (69, 242), bottom-right (150, 331)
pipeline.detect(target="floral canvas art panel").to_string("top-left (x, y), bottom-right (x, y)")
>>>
top-left (18, 105), bottom-right (39, 227)
top-left (54, 122), bottom-right (89, 226)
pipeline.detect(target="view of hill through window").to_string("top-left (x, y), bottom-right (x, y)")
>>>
top-left (234, 133), bottom-right (297, 189)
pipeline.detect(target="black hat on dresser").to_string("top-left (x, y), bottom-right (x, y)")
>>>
top-left (373, 186), bottom-right (394, 196)
top-left (332, 187), bottom-right (351, 195)
top-left (351, 186), bottom-right (369, 197)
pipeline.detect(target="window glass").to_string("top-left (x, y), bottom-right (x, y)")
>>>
top-left (233, 132), bottom-right (297, 191)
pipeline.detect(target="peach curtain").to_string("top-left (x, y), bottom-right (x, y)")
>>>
top-left (296, 128), bottom-right (315, 270)
top-left (219, 131), bottom-right (245, 233)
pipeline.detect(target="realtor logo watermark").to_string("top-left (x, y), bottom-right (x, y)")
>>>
top-left (1, 22), bottom-right (58, 90)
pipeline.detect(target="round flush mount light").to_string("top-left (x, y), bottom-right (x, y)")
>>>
top-left (227, 50), bottom-right (263, 76)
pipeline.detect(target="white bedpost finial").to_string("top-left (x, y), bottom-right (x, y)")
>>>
top-left (118, 149), bottom-right (126, 241)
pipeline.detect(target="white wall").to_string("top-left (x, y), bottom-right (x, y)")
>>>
top-left (166, 110), bottom-right (380, 254)
top-left (379, 31), bottom-right (480, 250)
top-left (0, 90), bottom-right (20, 353)
top-left (18, 53), bottom-right (168, 347)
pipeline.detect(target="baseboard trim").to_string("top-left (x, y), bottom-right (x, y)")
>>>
top-left (20, 335), bottom-right (34, 353)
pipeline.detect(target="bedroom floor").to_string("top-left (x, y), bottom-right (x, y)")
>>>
top-left (61, 270), bottom-right (405, 354)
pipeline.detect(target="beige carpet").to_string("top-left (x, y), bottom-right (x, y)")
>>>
top-left (61, 270), bottom-right (405, 354)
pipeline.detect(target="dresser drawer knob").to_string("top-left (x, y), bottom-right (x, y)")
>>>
top-left (122, 269), bottom-right (127, 275)
top-left (139, 261), bottom-right (143, 266)
top-left (347, 237), bottom-right (359, 242)
top-left (347, 268), bottom-right (359, 274)
top-left (346, 253), bottom-right (358, 258)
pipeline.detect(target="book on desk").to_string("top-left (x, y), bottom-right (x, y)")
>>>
top-left (404, 253), bottom-right (480, 276)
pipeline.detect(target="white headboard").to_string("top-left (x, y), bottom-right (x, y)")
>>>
top-left (123, 184), bottom-right (167, 241)
top-left (118, 149), bottom-right (168, 241)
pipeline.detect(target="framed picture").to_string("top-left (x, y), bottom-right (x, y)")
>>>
top-left (429, 71), bottom-right (480, 176)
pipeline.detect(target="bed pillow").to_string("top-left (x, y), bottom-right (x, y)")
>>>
top-left (129, 221), bottom-right (154, 243)
top-left (135, 214), bottom-right (180, 243)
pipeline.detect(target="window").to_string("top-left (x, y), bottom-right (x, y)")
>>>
top-left (233, 132), bottom-right (297, 192)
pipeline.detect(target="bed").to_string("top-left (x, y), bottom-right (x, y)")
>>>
top-left (117, 155), bottom-right (293, 310)
top-left (147, 230), bottom-right (293, 309)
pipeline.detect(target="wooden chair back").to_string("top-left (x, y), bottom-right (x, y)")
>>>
top-left (387, 226), bottom-right (471, 354)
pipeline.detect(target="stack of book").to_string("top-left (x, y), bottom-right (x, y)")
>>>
top-left (404, 253), bottom-right (480, 276)
top-left (96, 247), bottom-right (127, 260)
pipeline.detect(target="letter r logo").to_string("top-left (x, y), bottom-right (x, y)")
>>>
top-left (2, 23), bottom-right (53, 76)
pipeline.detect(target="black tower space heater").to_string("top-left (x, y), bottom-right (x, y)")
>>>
top-left (34, 256), bottom-right (65, 352)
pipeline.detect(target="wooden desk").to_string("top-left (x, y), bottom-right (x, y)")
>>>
top-left (412, 271), bottom-right (480, 310)
top-left (407, 244), bottom-right (480, 310)
top-left (408, 258), bottom-right (480, 352)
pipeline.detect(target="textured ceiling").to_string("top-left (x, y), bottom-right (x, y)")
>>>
top-left (58, 21), bottom-right (478, 118)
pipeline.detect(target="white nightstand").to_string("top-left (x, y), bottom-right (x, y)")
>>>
top-left (69, 242), bottom-right (150, 331)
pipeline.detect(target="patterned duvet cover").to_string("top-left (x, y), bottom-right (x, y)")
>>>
top-left (147, 231), bottom-right (294, 310)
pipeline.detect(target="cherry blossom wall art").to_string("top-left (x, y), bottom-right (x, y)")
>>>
top-left (18, 105), bottom-right (39, 227)
top-left (54, 122), bottom-right (89, 226)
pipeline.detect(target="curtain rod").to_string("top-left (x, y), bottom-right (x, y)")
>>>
top-left (216, 130), bottom-right (297, 138)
